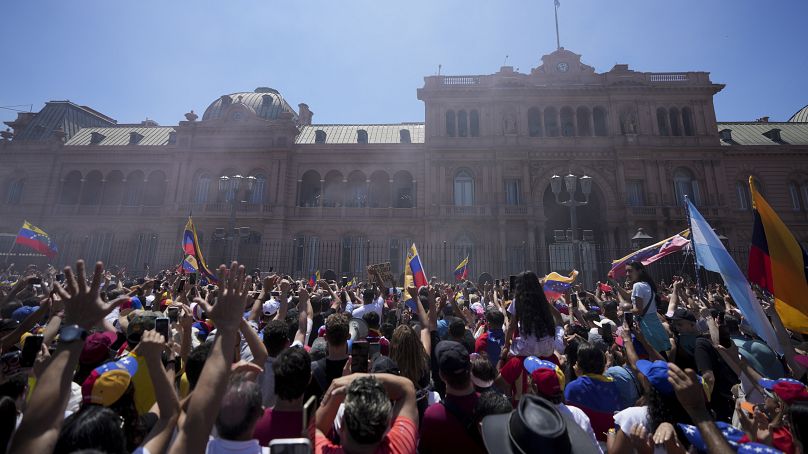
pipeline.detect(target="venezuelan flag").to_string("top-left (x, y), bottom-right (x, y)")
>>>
top-left (542, 270), bottom-right (578, 300)
top-left (404, 243), bottom-right (428, 289)
top-left (453, 256), bottom-right (469, 281)
top-left (182, 217), bottom-right (217, 283)
top-left (749, 177), bottom-right (808, 333)
top-left (15, 221), bottom-right (57, 258)
top-left (181, 255), bottom-right (199, 274)
top-left (308, 270), bottom-right (320, 287)
top-left (608, 230), bottom-right (690, 279)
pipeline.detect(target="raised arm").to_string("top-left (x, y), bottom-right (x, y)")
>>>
top-left (10, 261), bottom-right (125, 454)
top-left (240, 318), bottom-right (268, 366)
top-left (138, 330), bottom-right (180, 454)
top-left (294, 287), bottom-right (310, 346)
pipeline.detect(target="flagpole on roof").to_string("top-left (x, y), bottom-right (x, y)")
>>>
top-left (554, 0), bottom-right (561, 50)
top-left (684, 196), bottom-right (704, 300)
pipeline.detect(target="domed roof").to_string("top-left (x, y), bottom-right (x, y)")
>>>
top-left (789, 105), bottom-right (808, 123)
top-left (202, 87), bottom-right (297, 121)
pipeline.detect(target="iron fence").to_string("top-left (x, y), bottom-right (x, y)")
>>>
top-left (0, 234), bottom-right (752, 289)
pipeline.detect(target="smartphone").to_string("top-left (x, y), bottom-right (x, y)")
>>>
top-left (20, 334), bottom-right (44, 368)
top-left (167, 307), bottom-right (180, 323)
top-left (351, 341), bottom-right (369, 373)
top-left (269, 439), bottom-right (311, 454)
top-left (177, 279), bottom-right (186, 293)
top-left (342, 276), bottom-right (348, 286)
top-left (155, 317), bottom-right (170, 342)
top-left (624, 312), bottom-right (634, 326)
top-left (495, 279), bottom-right (500, 287)
top-left (509, 275), bottom-right (516, 290)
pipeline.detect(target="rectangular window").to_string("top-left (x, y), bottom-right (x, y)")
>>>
top-left (505, 179), bottom-right (521, 205)
top-left (790, 183), bottom-right (801, 211)
top-left (625, 180), bottom-right (645, 206)
top-left (737, 183), bottom-right (750, 210)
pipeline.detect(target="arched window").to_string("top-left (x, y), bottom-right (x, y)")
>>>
top-left (143, 170), bottom-right (167, 206)
top-left (399, 129), bottom-right (411, 143)
top-left (657, 108), bottom-right (670, 136)
top-left (445, 110), bottom-right (456, 137)
top-left (682, 107), bottom-right (695, 136)
top-left (299, 170), bottom-right (321, 207)
top-left (544, 107), bottom-right (559, 137)
top-left (673, 169), bottom-right (700, 206)
top-left (194, 174), bottom-right (211, 204)
top-left (80, 171), bottom-right (103, 206)
top-left (454, 170), bottom-right (474, 206)
top-left (5, 178), bottom-right (24, 205)
top-left (59, 171), bottom-right (82, 205)
top-left (736, 182), bottom-right (751, 210)
top-left (788, 182), bottom-right (801, 211)
top-left (576, 106), bottom-right (591, 136)
top-left (315, 130), bottom-right (327, 144)
top-left (345, 171), bottom-right (367, 207)
top-left (249, 174), bottom-right (267, 204)
top-left (457, 110), bottom-right (468, 137)
top-left (393, 171), bottom-right (415, 208)
top-left (123, 171), bottom-right (145, 206)
top-left (368, 171), bottom-right (391, 208)
top-left (102, 171), bottom-right (124, 205)
top-left (593, 107), bottom-right (608, 136)
top-left (527, 107), bottom-right (543, 137)
top-left (469, 110), bottom-right (480, 137)
top-left (560, 107), bottom-right (576, 137)
top-left (669, 108), bottom-right (682, 136)
top-left (322, 171), bottom-right (344, 207)
top-left (357, 129), bottom-right (368, 144)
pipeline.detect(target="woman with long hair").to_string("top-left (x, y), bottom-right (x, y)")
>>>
top-left (618, 262), bottom-right (671, 353)
top-left (389, 324), bottom-right (432, 419)
top-left (500, 271), bottom-right (564, 401)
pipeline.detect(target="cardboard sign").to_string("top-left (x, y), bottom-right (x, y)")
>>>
top-left (367, 262), bottom-right (394, 287)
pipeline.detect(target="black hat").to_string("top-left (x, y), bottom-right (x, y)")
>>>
top-left (482, 394), bottom-right (599, 454)
top-left (667, 308), bottom-right (696, 323)
top-left (435, 340), bottom-right (469, 375)
top-left (370, 354), bottom-right (400, 375)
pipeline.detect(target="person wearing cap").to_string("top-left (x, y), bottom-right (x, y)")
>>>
top-left (481, 394), bottom-right (600, 454)
top-left (524, 356), bottom-right (602, 451)
top-left (474, 308), bottom-right (505, 368)
top-left (420, 340), bottom-right (485, 454)
top-left (666, 307), bottom-right (703, 370)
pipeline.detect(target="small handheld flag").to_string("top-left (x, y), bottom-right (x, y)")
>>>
top-left (608, 231), bottom-right (690, 279)
top-left (453, 256), bottom-right (469, 281)
top-left (308, 270), bottom-right (320, 287)
top-left (404, 244), bottom-right (428, 289)
top-left (183, 217), bottom-right (217, 283)
top-left (543, 270), bottom-right (578, 300)
top-left (15, 221), bottom-right (58, 258)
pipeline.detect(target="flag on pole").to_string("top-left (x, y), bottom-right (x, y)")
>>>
top-left (555, 0), bottom-right (560, 7)
top-left (686, 198), bottom-right (781, 352)
top-left (453, 256), bottom-right (469, 281)
top-left (308, 270), bottom-right (321, 288)
top-left (404, 243), bottom-right (428, 289)
top-left (181, 255), bottom-right (199, 274)
top-left (749, 177), bottom-right (808, 333)
top-left (15, 221), bottom-right (58, 258)
top-left (543, 270), bottom-right (578, 300)
top-left (608, 231), bottom-right (690, 279)
top-left (182, 217), bottom-right (217, 283)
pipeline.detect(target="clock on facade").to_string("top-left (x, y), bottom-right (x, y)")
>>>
top-left (556, 62), bottom-right (569, 72)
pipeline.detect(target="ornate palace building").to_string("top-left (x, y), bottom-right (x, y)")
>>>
top-left (3, 47), bottom-right (808, 281)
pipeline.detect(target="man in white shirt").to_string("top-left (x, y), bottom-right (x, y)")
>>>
top-left (351, 288), bottom-right (384, 320)
top-left (207, 374), bottom-right (268, 454)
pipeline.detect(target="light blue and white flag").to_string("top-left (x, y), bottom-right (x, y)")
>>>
top-left (686, 198), bottom-right (780, 353)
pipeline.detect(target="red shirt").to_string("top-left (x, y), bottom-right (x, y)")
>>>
top-left (253, 408), bottom-right (303, 446)
top-left (419, 393), bottom-right (485, 454)
top-left (315, 416), bottom-right (417, 454)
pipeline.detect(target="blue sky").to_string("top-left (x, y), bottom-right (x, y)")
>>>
top-left (2, 0), bottom-right (806, 126)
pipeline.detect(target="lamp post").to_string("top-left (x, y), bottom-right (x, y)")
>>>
top-left (218, 174), bottom-right (256, 262)
top-left (631, 227), bottom-right (654, 250)
top-left (550, 172), bottom-right (592, 271)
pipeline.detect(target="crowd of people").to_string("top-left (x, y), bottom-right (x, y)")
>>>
top-left (0, 258), bottom-right (805, 454)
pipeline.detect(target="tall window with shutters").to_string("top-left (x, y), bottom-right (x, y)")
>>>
top-left (504, 179), bottom-right (521, 205)
top-left (454, 170), bottom-right (474, 206)
top-left (625, 180), bottom-right (645, 207)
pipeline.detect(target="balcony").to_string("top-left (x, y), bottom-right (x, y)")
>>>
top-left (439, 205), bottom-right (490, 217)
top-left (502, 205), bottom-right (528, 216)
top-left (629, 206), bottom-right (657, 217)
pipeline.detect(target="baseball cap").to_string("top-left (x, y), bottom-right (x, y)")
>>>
top-left (262, 299), bottom-right (280, 317)
top-left (759, 377), bottom-right (808, 404)
top-left (371, 355), bottom-right (400, 375)
top-left (435, 340), bottom-right (470, 376)
top-left (636, 360), bottom-right (674, 395)
top-left (667, 308), bottom-right (697, 323)
top-left (81, 355), bottom-right (138, 406)
top-left (80, 331), bottom-right (117, 365)
top-left (11, 306), bottom-right (36, 323)
top-left (126, 310), bottom-right (160, 345)
top-left (524, 356), bottom-right (565, 397)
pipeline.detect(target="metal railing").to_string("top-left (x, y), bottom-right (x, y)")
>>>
top-left (441, 76), bottom-right (481, 86)
top-left (648, 73), bottom-right (688, 82)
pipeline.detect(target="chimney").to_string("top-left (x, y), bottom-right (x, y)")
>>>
top-left (756, 116), bottom-right (770, 123)
top-left (298, 103), bottom-right (313, 126)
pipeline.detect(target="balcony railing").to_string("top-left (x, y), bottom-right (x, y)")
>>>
top-left (647, 73), bottom-right (688, 82)
top-left (630, 206), bottom-right (657, 217)
top-left (503, 206), bottom-right (528, 216)
top-left (441, 76), bottom-right (481, 86)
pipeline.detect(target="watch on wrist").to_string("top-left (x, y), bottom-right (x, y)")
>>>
top-left (59, 324), bottom-right (88, 343)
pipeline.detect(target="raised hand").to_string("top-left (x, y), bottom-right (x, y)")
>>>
top-left (193, 262), bottom-right (251, 333)
top-left (138, 329), bottom-right (167, 358)
top-left (53, 260), bottom-right (127, 330)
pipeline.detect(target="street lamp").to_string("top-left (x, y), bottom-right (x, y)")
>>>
top-left (550, 172), bottom-right (592, 271)
top-left (218, 174), bottom-right (257, 262)
top-left (631, 227), bottom-right (654, 250)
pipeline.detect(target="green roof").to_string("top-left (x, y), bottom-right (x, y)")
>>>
top-left (12, 101), bottom-right (115, 141)
top-left (789, 105), bottom-right (808, 123)
top-left (65, 127), bottom-right (175, 146)
top-left (296, 124), bottom-right (424, 144)
top-left (716, 122), bottom-right (808, 146)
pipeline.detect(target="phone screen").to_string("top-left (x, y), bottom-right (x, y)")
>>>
top-left (20, 335), bottom-right (44, 368)
top-left (624, 312), bottom-right (634, 326)
top-left (269, 439), bottom-right (311, 454)
top-left (351, 341), bottom-right (369, 373)
top-left (167, 307), bottom-right (180, 323)
top-left (155, 317), bottom-right (170, 342)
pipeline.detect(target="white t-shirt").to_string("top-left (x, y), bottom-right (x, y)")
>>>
top-left (557, 403), bottom-right (603, 454)
top-left (613, 405), bottom-right (649, 434)
top-left (631, 282), bottom-right (655, 313)
top-left (351, 296), bottom-right (384, 320)
top-left (507, 298), bottom-right (563, 357)
top-left (206, 437), bottom-right (268, 454)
